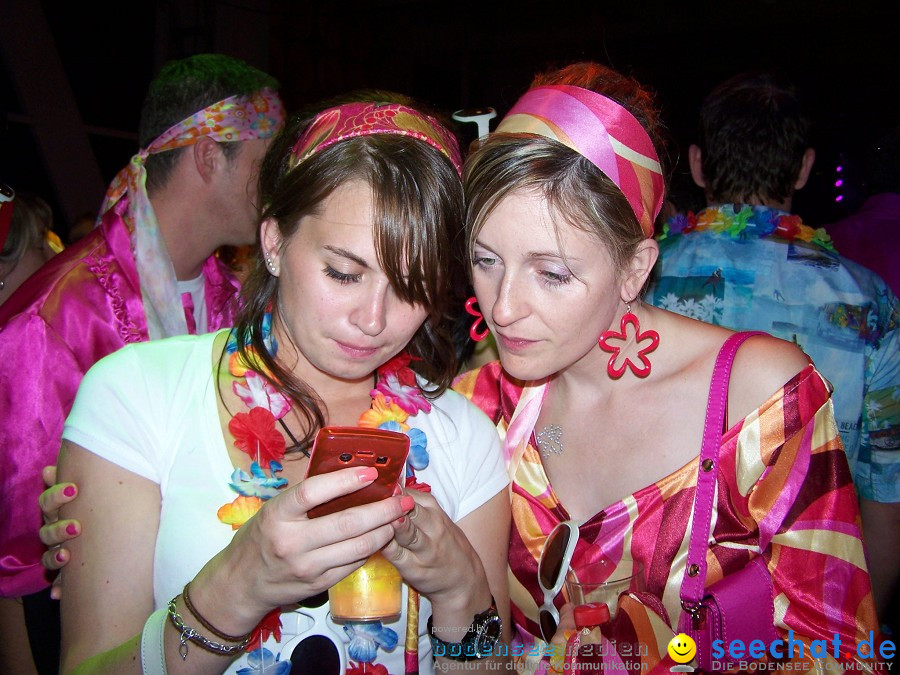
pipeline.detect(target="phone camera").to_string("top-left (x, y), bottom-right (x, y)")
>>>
top-left (339, 453), bottom-right (352, 462)
top-left (376, 456), bottom-right (388, 465)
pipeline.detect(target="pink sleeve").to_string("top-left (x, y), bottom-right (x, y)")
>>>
top-left (0, 314), bottom-right (84, 597)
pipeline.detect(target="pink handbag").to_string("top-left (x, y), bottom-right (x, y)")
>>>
top-left (677, 332), bottom-right (778, 672)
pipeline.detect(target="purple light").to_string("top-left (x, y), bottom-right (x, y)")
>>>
top-left (835, 195), bottom-right (844, 202)
top-left (836, 165), bottom-right (843, 172)
top-left (835, 179), bottom-right (844, 187)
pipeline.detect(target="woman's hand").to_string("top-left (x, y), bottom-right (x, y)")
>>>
top-left (382, 489), bottom-right (490, 608)
top-left (37, 465), bottom-right (80, 599)
top-left (550, 602), bottom-right (577, 644)
top-left (547, 602), bottom-right (577, 671)
top-left (190, 466), bottom-right (416, 634)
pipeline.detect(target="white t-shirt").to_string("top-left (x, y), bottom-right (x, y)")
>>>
top-left (63, 330), bottom-right (507, 674)
top-left (176, 274), bottom-right (207, 334)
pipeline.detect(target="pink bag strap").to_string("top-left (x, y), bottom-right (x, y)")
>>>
top-left (679, 331), bottom-right (765, 606)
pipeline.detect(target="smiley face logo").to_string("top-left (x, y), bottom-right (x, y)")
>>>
top-left (667, 634), bottom-right (697, 664)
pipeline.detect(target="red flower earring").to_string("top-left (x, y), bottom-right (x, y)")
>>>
top-left (465, 297), bottom-right (489, 342)
top-left (597, 304), bottom-right (659, 378)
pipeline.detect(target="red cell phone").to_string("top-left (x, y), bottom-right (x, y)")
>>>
top-left (304, 426), bottom-right (410, 518)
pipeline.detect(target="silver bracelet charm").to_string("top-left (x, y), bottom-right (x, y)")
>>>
top-left (166, 597), bottom-right (251, 659)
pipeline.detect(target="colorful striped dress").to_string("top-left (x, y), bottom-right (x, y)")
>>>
top-left (454, 362), bottom-right (881, 674)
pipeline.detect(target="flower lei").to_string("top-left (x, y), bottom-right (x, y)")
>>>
top-left (216, 314), bottom-right (432, 674)
top-left (657, 204), bottom-right (836, 251)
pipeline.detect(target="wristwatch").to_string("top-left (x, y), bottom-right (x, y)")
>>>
top-left (428, 597), bottom-right (503, 661)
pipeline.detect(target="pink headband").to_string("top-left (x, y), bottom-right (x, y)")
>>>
top-left (98, 87), bottom-right (285, 340)
top-left (496, 85), bottom-right (664, 238)
top-left (289, 102), bottom-right (463, 176)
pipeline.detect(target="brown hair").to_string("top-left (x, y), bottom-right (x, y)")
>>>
top-left (1, 192), bottom-right (53, 264)
top-left (697, 71), bottom-right (809, 205)
top-left (230, 91), bottom-right (464, 454)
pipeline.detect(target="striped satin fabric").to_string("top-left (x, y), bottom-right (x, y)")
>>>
top-left (454, 362), bottom-right (880, 674)
top-left (496, 85), bottom-right (664, 238)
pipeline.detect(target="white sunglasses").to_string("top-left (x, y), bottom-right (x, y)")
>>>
top-left (536, 520), bottom-right (580, 642)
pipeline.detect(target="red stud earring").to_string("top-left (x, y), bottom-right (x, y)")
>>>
top-left (465, 297), bottom-right (489, 342)
top-left (597, 304), bottom-right (659, 378)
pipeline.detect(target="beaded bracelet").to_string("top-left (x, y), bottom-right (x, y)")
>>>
top-left (167, 597), bottom-right (252, 659)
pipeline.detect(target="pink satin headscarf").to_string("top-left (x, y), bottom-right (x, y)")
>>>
top-left (496, 85), bottom-right (664, 238)
top-left (101, 88), bottom-right (285, 339)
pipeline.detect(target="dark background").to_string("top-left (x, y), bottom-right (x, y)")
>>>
top-left (2, 0), bottom-right (899, 240)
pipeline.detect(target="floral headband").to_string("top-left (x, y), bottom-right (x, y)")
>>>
top-left (496, 85), bottom-right (664, 238)
top-left (99, 88), bottom-right (285, 340)
top-left (289, 102), bottom-right (463, 176)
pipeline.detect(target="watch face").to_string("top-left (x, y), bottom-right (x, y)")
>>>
top-left (474, 612), bottom-right (503, 652)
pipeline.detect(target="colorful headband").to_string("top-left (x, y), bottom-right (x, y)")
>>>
top-left (496, 85), bottom-right (664, 238)
top-left (289, 102), bottom-right (463, 177)
top-left (99, 88), bottom-right (285, 340)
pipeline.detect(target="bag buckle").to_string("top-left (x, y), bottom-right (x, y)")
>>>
top-left (681, 600), bottom-right (706, 630)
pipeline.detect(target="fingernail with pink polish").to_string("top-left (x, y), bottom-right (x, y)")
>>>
top-left (400, 496), bottom-right (415, 512)
top-left (63, 485), bottom-right (76, 497)
top-left (56, 551), bottom-right (65, 563)
top-left (66, 524), bottom-right (78, 536)
top-left (358, 467), bottom-right (378, 482)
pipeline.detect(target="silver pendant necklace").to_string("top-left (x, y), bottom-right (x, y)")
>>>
top-left (535, 424), bottom-right (564, 458)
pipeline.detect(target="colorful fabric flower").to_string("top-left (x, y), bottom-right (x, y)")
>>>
top-left (751, 207), bottom-right (778, 236)
top-left (696, 208), bottom-right (719, 232)
top-left (358, 394), bottom-right (409, 430)
top-left (246, 608), bottom-right (284, 652)
top-left (217, 495), bottom-right (263, 530)
top-left (405, 474), bottom-right (432, 493)
top-left (372, 372), bottom-right (431, 415)
top-left (229, 461), bottom-right (288, 499)
top-left (237, 648), bottom-right (291, 675)
top-left (775, 214), bottom-right (802, 240)
top-left (376, 421), bottom-right (428, 470)
top-left (727, 206), bottom-right (752, 237)
top-left (344, 621), bottom-right (399, 663)
top-left (403, 427), bottom-right (428, 470)
top-left (229, 407), bottom-right (286, 468)
top-left (810, 227), bottom-right (834, 249)
top-left (233, 370), bottom-right (291, 419)
top-left (372, 353), bottom-right (431, 415)
top-left (667, 212), bottom-right (691, 236)
top-left (377, 352), bottom-right (417, 380)
top-left (229, 346), bottom-right (273, 378)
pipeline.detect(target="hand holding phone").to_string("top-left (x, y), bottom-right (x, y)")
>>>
top-left (304, 426), bottom-right (409, 519)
